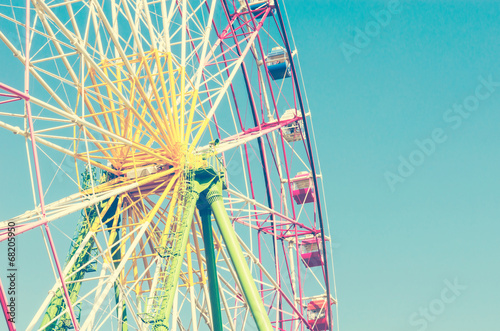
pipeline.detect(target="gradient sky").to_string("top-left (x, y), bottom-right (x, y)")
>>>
top-left (1, 1), bottom-right (500, 330)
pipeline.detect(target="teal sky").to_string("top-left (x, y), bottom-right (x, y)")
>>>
top-left (1, 1), bottom-right (500, 330)
top-left (285, 1), bottom-right (500, 330)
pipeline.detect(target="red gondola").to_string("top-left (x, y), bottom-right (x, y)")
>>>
top-left (292, 171), bottom-right (315, 204)
top-left (300, 237), bottom-right (323, 268)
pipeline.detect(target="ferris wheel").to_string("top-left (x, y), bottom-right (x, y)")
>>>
top-left (0, 1), bottom-right (338, 330)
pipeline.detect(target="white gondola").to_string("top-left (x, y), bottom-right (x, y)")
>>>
top-left (281, 108), bottom-right (304, 142)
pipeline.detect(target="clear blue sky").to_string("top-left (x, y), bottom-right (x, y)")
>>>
top-left (286, 1), bottom-right (500, 330)
top-left (1, 1), bottom-right (500, 330)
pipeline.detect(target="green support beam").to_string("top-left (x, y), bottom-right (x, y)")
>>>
top-left (41, 169), bottom-right (121, 330)
top-left (156, 188), bottom-right (199, 328)
top-left (205, 177), bottom-right (273, 331)
top-left (113, 283), bottom-right (128, 331)
top-left (40, 220), bottom-right (92, 330)
top-left (198, 203), bottom-right (223, 331)
top-left (129, 149), bottom-right (272, 331)
top-left (110, 222), bottom-right (128, 331)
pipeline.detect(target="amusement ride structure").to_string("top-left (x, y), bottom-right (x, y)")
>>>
top-left (0, 0), bottom-right (338, 330)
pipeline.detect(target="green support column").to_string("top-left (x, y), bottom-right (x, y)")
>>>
top-left (144, 157), bottom-right (272, 331)
top-left (113, 283), bottom-right (128, 331)
top-left (156, 189), bottom-right (199, 328)
top-left (44, 197), bottom-right (121, 330)
top-left (198, 203), bottom-right (223, 331)
top-left (41, 169), bottom-right (121, 330)
top-left (110, 224), bottom-right (128, 331)
top-left (40, 229), bottom-right (92, 329)
top-left (206, 179), bottom-right (273, 331)
top-left (149, 168), bottom-right (214, 329)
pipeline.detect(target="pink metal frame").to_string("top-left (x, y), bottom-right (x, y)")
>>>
top-left (0, 278), bottom-right (15, 331)
top-left (213, 0), bottom-right (334, 329)
top-left (0, 2), bottom-right (80, 330)
top-left (178, 0), bottom-right (329, 329)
